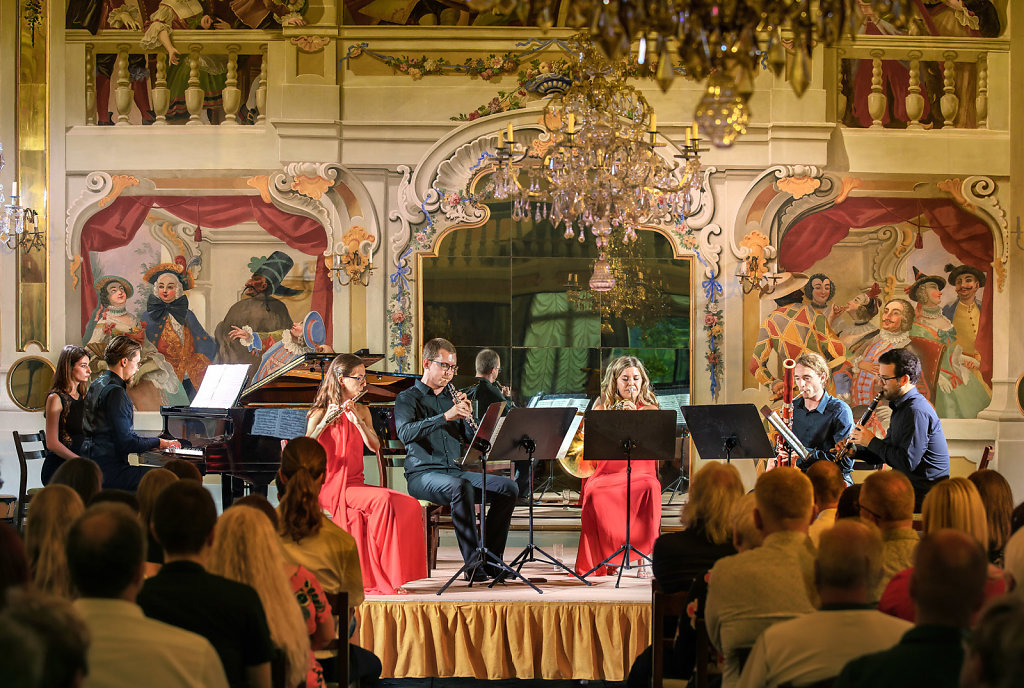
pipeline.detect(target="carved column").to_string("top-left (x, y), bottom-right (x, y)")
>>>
top-left (185, 45), bottom-right (204, 125)
top-left (905, 52), bottom-right (925, 129)
top-left (941, 52), bottom-right (960, 127)
top-left (114, 44), bottom-right (132, 125)
top-left (867, 51), bottom-right (887, 128)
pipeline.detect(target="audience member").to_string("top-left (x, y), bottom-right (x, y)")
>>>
top-left (1, 590), bottom-right (90, 688)
top-left (0, 614), bottom-right (44, 688)
top-left (0, 522), bottom-right (30, 610)
top-left (730, 492), bottom-right (764, 553)
top-left (960, 595), bottom-right (1024, 688)
top-left (1011, 501), bottom-right (1024, 536)
top-left (137, 468), bottom-right (178, 574)
top-left (739, 520), bottom-right (912, 688)
top-left (858, 470), bottom-right (919, 600)
top-left (835, 483), bottom-right (862, 520)
top-left (1003, 527), bottom-right (1024, 596)
top-left (88, 489), bottom-right (139, 512)
top-left (807, 460), bottom-right (845, 546)
top-left (49, 458), bottom-right (103, 507)
top-left (834, 529), bottom-right (989, 688)
top-left (879, 478), bottom-right (1007, 623)
top-left (967, 469), bottom-right (1014, 566)
top-left (138, 482), bottom-right (275, 688)
top-left (705, 467), bottom-right (817, 687)
top-left (162, 458), bottom-right (204, 482)
top-left (209, 506), bottom-right (310, 688)
top-left (67, 503), bottom-right (228, 688)
top-left (25, 485), bottom-right (85, 599)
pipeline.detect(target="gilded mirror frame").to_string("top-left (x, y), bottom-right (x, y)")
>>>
top-left (7, 355), bottom-right (56, 412)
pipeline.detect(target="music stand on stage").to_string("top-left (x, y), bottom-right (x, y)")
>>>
top-left (491, 407), bottom-right (589, 589)
top-left (679, 404), bottom-right (775, 463)
top-left (438, 401), bottom-right (543, 595)
top-left (581, 409), bottom-right (676, 587)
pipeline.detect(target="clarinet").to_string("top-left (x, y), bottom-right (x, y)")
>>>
top-left (447, 382), bottom-right (479, 432)
top-left (837, 390), bottom-right (885, 459)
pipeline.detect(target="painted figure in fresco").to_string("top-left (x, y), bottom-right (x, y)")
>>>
top-left (942, 263), bottom-right (984, 365)
top-left (214, 251), bottom-right (300, 365)
top-left (140, 261), bottom-right (216, 398)
top-left (828, 282), bottom-right (882, 359)
top-left (906, 268), bottom-right (990, 418)
top-left (750, 272), bottom-right (847, 397)
top-left (84, 275), bottom-right (188, 411)
top-left (229, 311), bottom-right (332, 385)
top-left (842, 298), bottom-right (915, 408)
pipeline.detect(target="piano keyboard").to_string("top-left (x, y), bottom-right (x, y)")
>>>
top-left (168, 447), bottom-right (205, 457)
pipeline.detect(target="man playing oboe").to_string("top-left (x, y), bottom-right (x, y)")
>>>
top-left (395, 338), bottom-right (519, 580)
top-left (777, 352), bottom-right (855, 485)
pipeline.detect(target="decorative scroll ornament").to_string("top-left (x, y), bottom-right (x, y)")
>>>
top-left (290, 35), bottom-right (331, 53)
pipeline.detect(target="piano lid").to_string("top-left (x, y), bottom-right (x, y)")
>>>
top-left (362, 369), bottom-right (419, 403)
top-left (238, 353), bottom-right (419, 406)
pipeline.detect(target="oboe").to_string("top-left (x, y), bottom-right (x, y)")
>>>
top-left (447, 382), bottom-right (479, 432)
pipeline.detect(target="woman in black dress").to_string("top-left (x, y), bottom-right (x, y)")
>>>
top-left (42, 345), bottom-right (92, 484)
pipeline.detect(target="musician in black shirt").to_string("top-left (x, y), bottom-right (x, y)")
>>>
top-left (466, 349), bottom-right (526, 494)
top-left (395, 338), bottom-right (518, 580)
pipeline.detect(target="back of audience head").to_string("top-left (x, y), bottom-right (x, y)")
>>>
top-left (161, 458), bottom-right (203, 483)
top-left (967, 470), bottom-right (1013, 564)
top-left (910, 529), bottom-right (988, 628)
top-left (806, 460), bottom-right (844, 510)
top-left (858, 470), bottom-right (915, 527)
top-left (754, 467), bottom-right (813, 533)
top-left (1011, 501), bottom-right (1024, 536)
top-left (66, 503), bottom-right (146, 599)
top-left (730, 492), bottom-right (763, 552)
top-left (0, 522), bottom-right (30, 611)
top-left (49, 458), bottom-right (103, 507)
top-left (922, 477), bottom-right (988, 548)
top-left (1003, 528), bottom-right (1024, 596)
top-left (961, 595), bottom-right (1024, 688)
top-left (0, 614), bottom-right (44, 688)
top-left (815, 519), bottom-right (884, 598)
top-left (1, 589), bottom-right (90, 688)
top-left (234, 494), bottom-right (279, 529)
top-left (151, 481), bottom-right (217, 557)
top-left (835, 483), bottom-right (862, 520)
top-left (25, 485), bottom-right (85, 599)
top-left (278, 437), bottom-right (327, 542)
top-left (683, 462), bottom-right (744, 545)
top-left (88, 489), bottom-right (139, 512)
top-left (137, 468), bottom-right (178, 533)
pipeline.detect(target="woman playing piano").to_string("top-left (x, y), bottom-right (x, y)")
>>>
top-left (575, 355), bottom-right (663, 577)
top-left (306, 354), bottom-right (427, 594)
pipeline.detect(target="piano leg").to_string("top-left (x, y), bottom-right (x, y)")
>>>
top-left (221, 474), bottom-right (271, 510)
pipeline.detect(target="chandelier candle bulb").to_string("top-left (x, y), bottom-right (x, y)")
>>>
top-left (10, 182), bottom-right (17, 197)
top-left (507, 123), bottom-right (514, 145)
top-left (566, 113), bottom-right (575, 134)
top-left (649, 112), bottom-right (656, 133)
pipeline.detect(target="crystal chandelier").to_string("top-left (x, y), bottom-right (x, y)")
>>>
top-left (469, 0), bottom-right (918, 146)
top-left (0, 145), bottom-right (42, 252)
top-left (490, 34), bottom-right (701, 258)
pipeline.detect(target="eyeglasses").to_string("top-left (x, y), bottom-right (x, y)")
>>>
top-left (429, 360), bottom-right (458, 374)
top-left (342, 375), bottom-right (366, 383)
top-left (876, 374), bottom-right (900, 382)
top-left (858, 503), bottom-right (883, 520)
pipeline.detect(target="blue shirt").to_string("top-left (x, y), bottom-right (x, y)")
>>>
top-left (858, 387), bottom-right (949, 502)
top-left (396, 380), bottom-right (474, 477)
top-left (793, 391), bottom-right (855, 482)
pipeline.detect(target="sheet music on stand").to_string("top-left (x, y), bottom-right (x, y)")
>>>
top-left (190, 364), bottom-right (250, 408)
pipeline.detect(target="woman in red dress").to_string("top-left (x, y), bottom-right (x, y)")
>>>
top-left (307, 354), bottom-right (427, 594)
top-left (575, 355), bottom-right (663, 577)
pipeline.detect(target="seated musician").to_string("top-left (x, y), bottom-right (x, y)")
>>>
top-left (777, 352), bottom-right (855, 485)
top-left (575, 355), bottom-right (662, 577)
top-left (307, 353), bottom-right (427, 594)
top-left (395, 338), bottom-right (518, 581)
top-left (81, 335), bottom-right (179, 490)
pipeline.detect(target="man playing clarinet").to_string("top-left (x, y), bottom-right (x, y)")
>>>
top-left (777, 352), bottom-right (855, 485)
top-left (395, 337), bottom-right (519, 581)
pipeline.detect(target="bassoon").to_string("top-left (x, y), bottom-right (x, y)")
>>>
top-left (776, 358), bottom-right (797, 466)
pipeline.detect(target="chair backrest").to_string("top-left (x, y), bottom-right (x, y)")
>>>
top-left (979, 445), bottom-right (994, 470)
top-left (370, 405), bottom-right (408, 490)
top-left (323, 590), bottom-right (350, 687)
top-left (651, 582), bottom-right (688, 688)
top-left (13, 430), bottom-right (46, 532)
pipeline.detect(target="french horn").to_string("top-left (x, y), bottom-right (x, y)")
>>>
top-left (558, 413), bottom-right (596, 479)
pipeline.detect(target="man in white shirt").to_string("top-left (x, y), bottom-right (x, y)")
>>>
top-left (807, 460), bottom-right (844, 547)
top-left (738, 519), bottom-right (912, 688)
top-left (66, 503), bottom-right (229, 688)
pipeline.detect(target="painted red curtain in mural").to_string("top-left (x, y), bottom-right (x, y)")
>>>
top-left (78, 195), bottom-right (332, 340)
top-left (780, 197), bottom-right (994, 385)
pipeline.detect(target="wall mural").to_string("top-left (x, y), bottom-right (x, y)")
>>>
top-left (738, 168), bottom-right (1007, 423)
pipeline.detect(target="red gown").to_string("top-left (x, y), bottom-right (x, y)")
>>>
top-left (317, 414), bottom-right (427, 594)
top-left (574, 405), bottom-right (663, 576)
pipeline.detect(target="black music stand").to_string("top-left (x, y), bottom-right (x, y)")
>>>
top-left (581, 409), bottom-right (676, 587)
top-left (438, 402), bottom-right (542, 595)
top-left (679, 404), bottom-right (775, 463)
top-left (493, 407), bottom-right (590, 588)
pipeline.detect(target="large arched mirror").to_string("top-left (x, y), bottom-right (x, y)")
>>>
top-left (7, 355), bottom-right (56, 411)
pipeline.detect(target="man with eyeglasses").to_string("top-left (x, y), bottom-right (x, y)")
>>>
top-left (395, 338), bottom-right (519, 581)
top-left (849, 348), bottom-right (949, 511)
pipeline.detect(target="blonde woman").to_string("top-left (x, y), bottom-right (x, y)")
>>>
top-left (25, 485), bottom-right (85, 598)
top-left (968, 469), bottom-right (1014, 565)
top-left (575, 355), bottom-right (663, 577)
top-left (208, 505), bottom-right (310, 688)
top-left (136, 468), bottom-right (178, 576)
top-left (879, 477), bottom-right (1008, 623)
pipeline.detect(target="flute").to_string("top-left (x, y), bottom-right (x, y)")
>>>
top-left (447, 382), bottom-right (479, 432)
top-left (309, 388), bottom-right (367, 440)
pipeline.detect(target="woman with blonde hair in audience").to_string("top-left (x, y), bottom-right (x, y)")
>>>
top-left (879, 477), bottom-right (1007, 623)
top-left (24, 485), bottom-right (84, 598)
top-left (209, 505), bottom-right (310, 688)
top-left (968, 469), bottom-right (1014, 566)
top-left (136, 468), bottom-right (178, 576)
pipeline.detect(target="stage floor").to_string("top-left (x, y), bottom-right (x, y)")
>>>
top-left (356, 546), bottom-right (652, 682)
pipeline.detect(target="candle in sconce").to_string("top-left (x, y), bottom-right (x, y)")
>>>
top-left (566, 113), bottom-right (575, 134)
top-left (11, 182), bottom-right (18, 197)
top-left (649, 112), bottom-right (657, 133)
top-left (507, 123), bottom-right (514, 145)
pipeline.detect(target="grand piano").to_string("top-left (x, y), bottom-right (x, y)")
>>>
top-left (141, 353), bottom-right (418, 507)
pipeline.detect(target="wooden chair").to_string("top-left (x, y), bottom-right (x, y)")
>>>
top-left (979, 445), bottom-right (994, 470)
top-left (323, 590), bottom-right (350, 688)
top-left (13, 430), bottom-right (47, 532)
top-left (651, 582), bottom-right (689, 688)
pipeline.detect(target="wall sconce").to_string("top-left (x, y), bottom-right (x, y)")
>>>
top-left (328, 241), bottom-right (376, 287)
top-left (1, 146), bottom-right (43, 252)
top-left (736, 255), bottom-right (782, 295)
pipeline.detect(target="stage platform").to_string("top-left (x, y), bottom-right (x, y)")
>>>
top-left (355, 545), bottom-right (652, 682)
